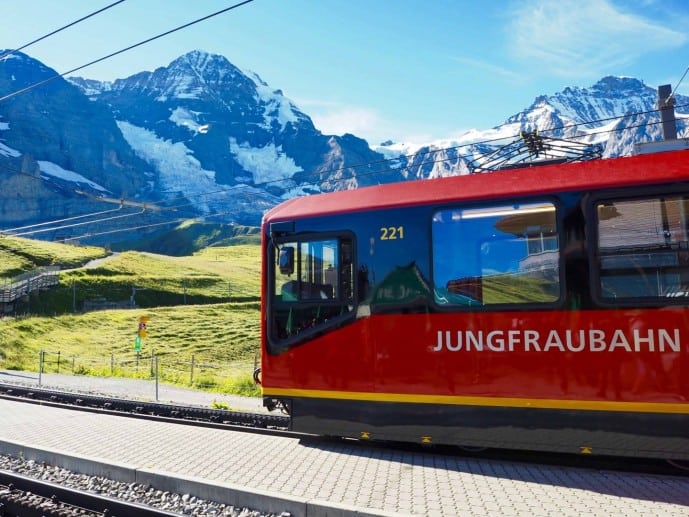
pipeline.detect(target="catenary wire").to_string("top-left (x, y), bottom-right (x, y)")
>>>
top-left (1, 101), bottom-right (687, 238)
top-left (8, 107), bottom-right (689, 222)
top-left (0, 4), bottom-right (681, 240)
top-left (51, 114), bottom-right (685, 241)
top-left (0, 0), bottom-right (256, 103)
top-left (0, 0), bottom-right (684, 217)
top-left (62, 210), bottom-right (236, 242)
top-left (669, 65), bottom-right (689, 101)
top-left (156, 106), bottom-right (689, 210)
top-left (2, 206), bottom-right (123, 233)
top-left (1, 5), bottom-right (686, 216)
top-left (0, 1), bottom-right (127, 62)
top-left (10, 209), bottom-right (145, 237)
top-left (23, 108), bottom-right (689, 237)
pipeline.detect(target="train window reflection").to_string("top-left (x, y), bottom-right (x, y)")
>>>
top-left (596, 195), bottom-right (689, 301)
top-left (432, 202), bottom-right (560, 306)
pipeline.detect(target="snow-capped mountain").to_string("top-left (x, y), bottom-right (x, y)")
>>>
top-left (0, 49), bottom-right (687, 245)
top-left (68, 50), bottom-right (393, 224)
top-left (376, 76), bottom-right (688, 179)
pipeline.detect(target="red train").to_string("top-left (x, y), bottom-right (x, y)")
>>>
top-left (258, 148), bottom-right (689, 459)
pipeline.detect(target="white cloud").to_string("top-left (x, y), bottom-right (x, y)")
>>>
top-left (309, 104), bottom-right (467, 146)
top-left (509, 0), bottom-right (687, 77)
top-left (310, 106), bottom-right (381, 138)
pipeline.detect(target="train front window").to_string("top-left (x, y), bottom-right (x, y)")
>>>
top-left (269, 235), bottom-right (354, 350)
top-left (596, 195), bottom-right (689, 302)
top-left (432, 202), bottom-right (560, 306)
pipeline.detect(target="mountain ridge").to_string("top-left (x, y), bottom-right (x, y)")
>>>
top-left (1, 49), bottom-right (687, 246)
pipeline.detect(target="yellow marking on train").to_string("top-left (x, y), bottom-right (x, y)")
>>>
top-left (360, 431), bottom-right (371, 440)
top-left (261, 387), bottom-right (689, 415)
top-left (421, 436), bottom-right (433, 444)
top-left (580, 446), bottom-right (593, 454)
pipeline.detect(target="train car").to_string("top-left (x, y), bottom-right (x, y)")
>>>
top-left (258, 148), bottom-right (689, 459)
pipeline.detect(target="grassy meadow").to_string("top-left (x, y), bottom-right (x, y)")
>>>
top-left (0, 235), bottom-right (108, 277)
top-left (0, 235), bottom-right (263, 396)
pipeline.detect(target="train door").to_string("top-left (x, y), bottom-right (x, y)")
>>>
top-left (266, 230), bottom-right (356, 353)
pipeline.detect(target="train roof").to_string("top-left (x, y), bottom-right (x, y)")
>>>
top-left (263, 149), bottom-right (689, 222)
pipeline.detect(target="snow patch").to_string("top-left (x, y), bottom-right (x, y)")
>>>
top-left (247, 71), bottom-right (299, 131)
top-left (38, 161), bottom-right (108, 192)
top-left (0, 142), bottom-right (21, 157)
top-left (117, 120), bottom-right (217, 212)
top-left (228, 137), bottom-right (302, 187)
top-left (0, 120), bottom-right (21, 157)
top-left (169, 107), bottom-right (209, 134)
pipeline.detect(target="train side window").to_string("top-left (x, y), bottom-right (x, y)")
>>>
top-left (432, 202), bottom-right (560, 306)
top-left (269, 235), bottom-right (355, 350)
top-left (595, 195), bottom-right (689, 303)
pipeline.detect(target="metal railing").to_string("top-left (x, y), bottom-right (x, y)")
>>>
top-left (36, 349), bottom-right (260, 401)
top-left (0, 267), bottom-right (60, 303)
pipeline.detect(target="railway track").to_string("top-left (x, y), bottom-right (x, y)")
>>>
top-left (0, 469), bottom-right (179, 516)
top-left (0, 384), bottom-right (294, 515)
top-left (0, 381), bottom-right (290, 433)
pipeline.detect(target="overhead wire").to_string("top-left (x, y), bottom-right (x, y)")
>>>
top-left (2, 205), bottom-right (124, 233)
top-left (0, 0), bottom-right (684, 192)
top-left (0, 0), bottom-right (682, 192)
top-left (0, 0), bottom-right (256, 103)
top-left (3, 99), bottom-right (687, 238)
top-left (0, 0), bottom-right (257, 236)
top-left (4, 104), bottom-right (686, 240)
top-left (62, 209), bottom-right (237, 242)
top-left (140, 100), bottom-right (689, 215)
top-left (0, 1), bottom-right (127, 62)
top-left (0, 0), bottom-right (685, 237)
top-left (669, 65), bottom-right (689, 101)
top-left (10, 209), bottom-right (146, 237)
top-left (163, 101), bottom-right (689, 203)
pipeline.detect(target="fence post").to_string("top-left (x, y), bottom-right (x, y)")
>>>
top-left (57, 351), bottom-right (61, 374)
top-left (72, 356), bottom-right (75, 373)
top-left (38, 350), bottom-right (43, 386)
top-left (155, 355), bottom-right (159, 402)
top-left (111, 353), bottom-right (114, 376)
top-left (190, 354), bottom-right (195, 385)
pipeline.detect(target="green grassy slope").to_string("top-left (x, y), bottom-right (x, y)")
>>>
top-left (0, 235), bottom-right (263, 395)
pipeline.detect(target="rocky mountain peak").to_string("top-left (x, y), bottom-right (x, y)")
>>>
top-left (2, 49), bottom-right (688, 245)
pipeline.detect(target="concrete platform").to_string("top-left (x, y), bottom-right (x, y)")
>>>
top-left (1, 396), bottom-right (688, 516)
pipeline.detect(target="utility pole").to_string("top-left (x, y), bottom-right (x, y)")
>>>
top-left (658, 84), bottom-right (677, 141)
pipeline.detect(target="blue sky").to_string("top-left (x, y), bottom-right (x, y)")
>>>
top-left (2, 0), bottom-right (688, 145)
